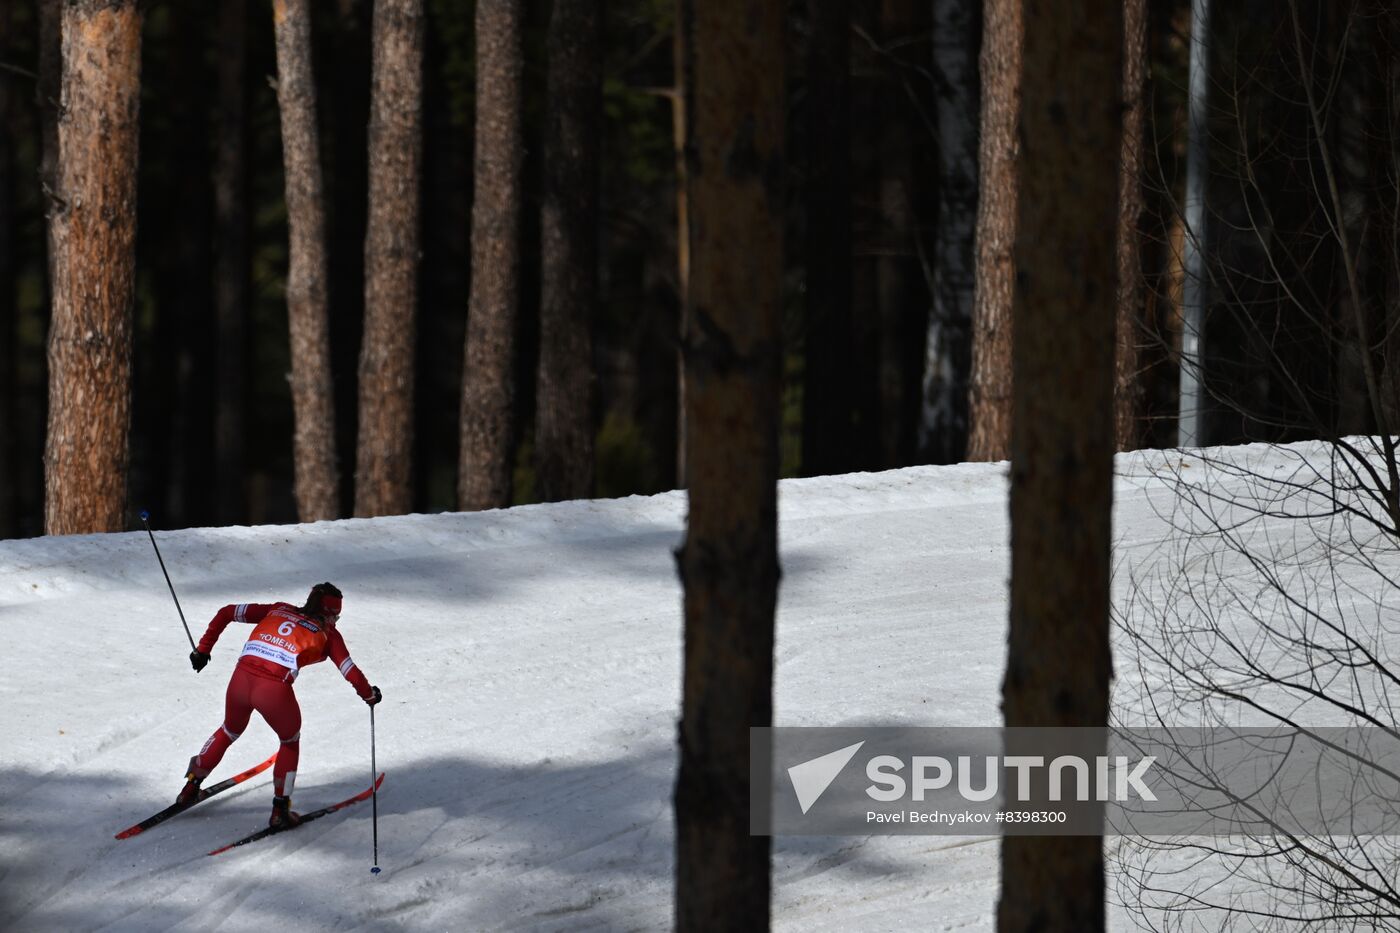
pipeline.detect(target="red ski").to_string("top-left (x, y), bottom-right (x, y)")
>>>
top-left (115, 752), bottom-right (278, 840)
top-left (208, 773), bottom-right (385, 856)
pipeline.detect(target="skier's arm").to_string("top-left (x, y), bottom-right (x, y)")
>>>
top-left (327, 628), bottom-right (375, 700)
top-left (195, 603), bottom-right (275, 654)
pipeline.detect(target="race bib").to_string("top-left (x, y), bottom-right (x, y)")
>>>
top-left (239, 637), bottom-right (298, 670)
top-left (239, 611), bottom-right (325, 671)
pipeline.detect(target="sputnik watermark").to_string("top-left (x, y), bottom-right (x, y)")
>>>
top-left (752, 727), bottom-right (1400, 836)
top-left (867, 809), bottom-right (1067, 826)
top-left (864, 753), bottom-right (1157, 802)
top-left (787, 741), bottom-right (865, 814)
top-left (788, 745), bottom-right (1157, 814)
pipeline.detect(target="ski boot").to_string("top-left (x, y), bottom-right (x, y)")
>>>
top-left (176, 757), bottom-right (204, 805)
top-left (269, 795), bottom-right (302, 829)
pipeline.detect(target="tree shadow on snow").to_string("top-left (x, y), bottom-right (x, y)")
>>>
top-left (0, 741), bottom-right (925, 932)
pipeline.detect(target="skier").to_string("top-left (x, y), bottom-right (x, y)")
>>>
top-left (177, 582), bottom-right (382, 828)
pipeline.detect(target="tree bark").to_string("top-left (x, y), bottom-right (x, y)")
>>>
top-left (458, 0), bottom-right (524, 511)
top-left (0, 0), bottom-right (14, 536)
top-left (356, 0), bottom-right (424, 517)
top-left (966, 0), bottom-right (1021, 462)
top-left (673, 19), bottom-right (690, 488)
top-left (214, 0), bottom-right (250, 525)
top-left (921, 0), bottom-right (980, 464)
top-left (44, 0), bottom-right (143, 535)
top-left (272, 0), bottom-right (339, 522)
top-left (536, 0), bottom-right (602, 502)
top-left (21, 0), bottom-right (60, 538)
top-left (674, 2), bottom-right (783, 927)
top-left (1115, 0), bottom-right (1148, 450)
top-left (38, 0), bottom-right (61, 493)
top-left (998, 0), bottom-right (1121, 929)
top-left (801, 0), bottom-right (853, 477)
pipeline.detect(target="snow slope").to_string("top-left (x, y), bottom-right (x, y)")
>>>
top-left (0, 449), bottom-right (1302, 931)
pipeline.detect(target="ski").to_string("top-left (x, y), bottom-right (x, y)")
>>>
top-left (207, 772), bottom-right (385, 856)
top-left (115, 752), bottom-right (278, 840)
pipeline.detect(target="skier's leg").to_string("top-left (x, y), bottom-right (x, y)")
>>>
top-left (189, 667), bottom-right (255, 778)
top-left (252, 679), bottom-right (303, 798)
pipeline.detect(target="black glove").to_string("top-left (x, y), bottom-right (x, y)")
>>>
top-left (190, 650), bottom-right (210, 672)
top-left (365, 685), bottom-right (382, 706)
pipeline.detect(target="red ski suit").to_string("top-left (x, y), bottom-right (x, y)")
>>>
top-left (189, 602), bottom-right (373, 798)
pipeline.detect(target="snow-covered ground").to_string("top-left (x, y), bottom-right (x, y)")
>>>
top-left (0, 447), bottom-right (1325, 931)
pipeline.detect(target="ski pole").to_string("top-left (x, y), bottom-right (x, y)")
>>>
top-left (370, 704), bottom-right (381, 874)
top-left (139, 510), bottom-right (196, 652)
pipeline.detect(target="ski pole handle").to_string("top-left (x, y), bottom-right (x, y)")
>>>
top-left (139, 511), bottom-right (197, 652)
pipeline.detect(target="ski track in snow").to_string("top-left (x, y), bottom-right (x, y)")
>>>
top-left (0, 446), bottom-right (1343, 931)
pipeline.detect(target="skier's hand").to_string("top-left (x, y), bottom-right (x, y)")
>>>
top-left (364, 685), bottom-right (382, 706)
top-left (190, 650), bottom-right (210, 672)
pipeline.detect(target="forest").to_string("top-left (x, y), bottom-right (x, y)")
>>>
top-left (4, 1), bottom-right (1389, 538)
top-left (0, 0), bottom-right (1137, 537)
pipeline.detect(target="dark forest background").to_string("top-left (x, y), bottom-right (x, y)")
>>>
top-left (5, 0), bottom-right (702, 534)
top-left (9, 0), bottom-right (1365, 540)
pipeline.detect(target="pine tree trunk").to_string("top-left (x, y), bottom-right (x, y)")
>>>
top-left (922, 0), bottom-right (980, 464)
top-left (44, 0), bottom-right (143, 535)
top-left (272, 0), bottom-right (339, 522)
top-left (674, 2), bottom-right (783, 927)
top-left (1115, 0), bottom-right (1149, 451)
top-left (966, 0), bottom-right (1021, 462)
top-left (19, 5), bottom-right (58, 539)
top-left (673, 20), bottom-right (690, 487)
top-left (214, 0), bottom-right (250, 526)
top-left (998, 0), bottom-right (1121, 929)
top-left (356, 0), bottom-right (424, 517)
top-left (536, 0), bottom-right (602, 503)
top-left (38, 0), bottom-right (61, 513)
top-left (458, 0), bottom-right (524, 511)
top-left (801, 0), bottom-right (853, 477)
top-left (0, 0), bottom-right (14, 536)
